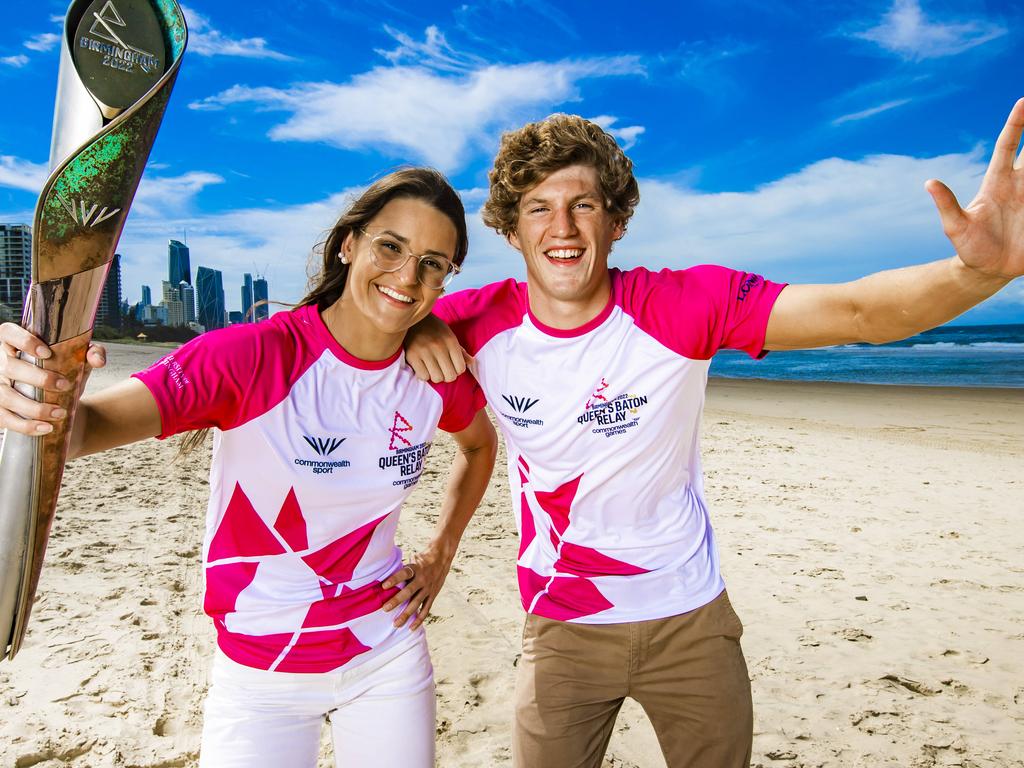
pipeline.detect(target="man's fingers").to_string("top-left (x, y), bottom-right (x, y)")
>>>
top-left (0, 323), bottom-right (51, 360)
top-left (989, 97), bottom-right (1024, 173)
top-left (925, 179), bottom-right (969, 240)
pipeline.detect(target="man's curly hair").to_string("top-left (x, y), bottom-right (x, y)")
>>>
top-left (482, 114), bottom-right (640, 238)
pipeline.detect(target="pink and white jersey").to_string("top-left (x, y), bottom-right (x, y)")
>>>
top-left (435, 266), bottom-right (785, 624)
top-left (133, 304), bottom-right (484, 672)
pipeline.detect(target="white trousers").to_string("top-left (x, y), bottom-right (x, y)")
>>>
top-left (199, 631), bottom-right (435, 767)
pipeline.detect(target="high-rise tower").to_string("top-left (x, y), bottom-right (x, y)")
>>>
top-left (196, 266), bottom-right (226, 331)
top-left (96, 253), bottom-right (123, 328)
top-left (241, 273), bottom-right (254, 322)
top-left (253, 275), bottom-right (269, 321)
top-left (168, 239), bottom-right (191, 286)
top-left (0, 224), bottom-right (31, 321)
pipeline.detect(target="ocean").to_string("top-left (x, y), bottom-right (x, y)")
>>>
top-left (710, 323), bottom-right (1024, 388)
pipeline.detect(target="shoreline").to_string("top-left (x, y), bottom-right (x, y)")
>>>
top-left (710, 372), bottom-right (1024, 392)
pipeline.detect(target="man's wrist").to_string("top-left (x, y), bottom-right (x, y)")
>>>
top-left (952, 254), bottom-right (1013, 291)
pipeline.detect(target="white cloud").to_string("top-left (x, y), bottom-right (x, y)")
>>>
top-left (588, 115), bottom-right (645, 149)
top-left (1, 55), bottom-right (29, 68)
top-left (132, 171), bottom-right (225, 217)
top-left (181, 6), bottom-right (293, 61)
top-left (0, 155), bottom-right (49, 192)
top-left (832, 98), bottom-right (912, 126)
top-left (190, 54), bottom-right (644, 171)
top-left (854, 0), bottom-right (1006, 60)
top-left (24, 33), bottom-right (59, 52)
top-left (376, 25), bottom-right (484, 73)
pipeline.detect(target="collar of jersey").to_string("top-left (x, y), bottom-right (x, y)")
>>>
top-left (526, 286), bottom-right (616, 339)
top-left (303, 304), bottom-right (402, 370)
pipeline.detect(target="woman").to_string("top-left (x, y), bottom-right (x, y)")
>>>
top-left (0, 168), bottom-right (497, 767)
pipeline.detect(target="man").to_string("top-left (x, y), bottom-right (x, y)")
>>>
top-left (404, 103), bottom-right (1023, 767)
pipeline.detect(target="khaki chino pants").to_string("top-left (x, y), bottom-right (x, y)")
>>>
top-left (513, 591), bottom-right (753, 768)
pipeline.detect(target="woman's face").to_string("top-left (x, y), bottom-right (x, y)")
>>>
top-left (341, 197), bottom-right (459, 338)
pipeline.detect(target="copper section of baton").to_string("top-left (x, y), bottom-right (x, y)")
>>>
top-left (22, 263), bottom-right (111, 345)
top-left (7, 331), bottom-right (92, 658)
top-left (34, 230), bottom-right (118, 286)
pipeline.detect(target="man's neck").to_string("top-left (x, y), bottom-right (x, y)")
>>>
top-left (526, 274), bottom-right (612, 331)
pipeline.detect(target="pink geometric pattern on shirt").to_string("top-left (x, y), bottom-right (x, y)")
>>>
top-left (519, 492), bottom-right (536, 557)
top-left (204, 560), bottom-right (259, 619)
top-left (273, 487), bottom-right (307, 551)
top-left (533, 474), bottom-right (581, 536)
top-left (301, 513), bottom-right (388, 584)
top-left (213, 623), bottom-right (372, 673)
top-left (208, 483), bottom-right (286, 561)
top-left (205, 490), bottom-right (391, 671)
top-left (303, 582), bottom-right (397, 628)
top-left (517, 565), bottom-right (548, 611)
top-left (555, 542), bottom-right (649, 577)
top-left (521, 471), bottom-right (650, 620)
top-left (534, 575), bottom-right (615, 621)
top-left (272, 627), bottom-right (373, 673)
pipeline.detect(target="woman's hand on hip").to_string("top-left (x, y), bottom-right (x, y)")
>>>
top-left (381, 539), bottom-right (456, 631)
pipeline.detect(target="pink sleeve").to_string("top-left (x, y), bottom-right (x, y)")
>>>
top-left (131, 324), bottom-right (270, 438)
top-left (617, 266), bottom-right (787, 360)
top-left (432, 279), bottom-right (527, 356)
top-left (429, 371), bottom-right (487, 434)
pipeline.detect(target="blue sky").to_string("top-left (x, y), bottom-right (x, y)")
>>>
top-left (2, 0), bottom-right (1022, 323)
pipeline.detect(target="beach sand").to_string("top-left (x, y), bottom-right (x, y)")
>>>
top-left (1, 342), bottom-right (1021, 767)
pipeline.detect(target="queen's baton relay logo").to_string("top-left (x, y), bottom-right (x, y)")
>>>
top-left (379, 411), bottom-right (431, 489)
top-left (577, 377), bottom-right (648, 438)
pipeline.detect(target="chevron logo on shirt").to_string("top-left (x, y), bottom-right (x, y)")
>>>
top-left (303, 436), bottom-right (346, 456)
top-left (502, 394), bottom-right (539, 413)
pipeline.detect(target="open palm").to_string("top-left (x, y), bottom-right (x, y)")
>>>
top-left (927, 98), bottom-right (1024, 281)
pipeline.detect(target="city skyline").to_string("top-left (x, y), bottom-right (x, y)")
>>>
top-left (1, 2), bottom-right (1023, 323)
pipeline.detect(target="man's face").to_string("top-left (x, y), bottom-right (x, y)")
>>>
top-left (509, 164), bottom-right (623, 319)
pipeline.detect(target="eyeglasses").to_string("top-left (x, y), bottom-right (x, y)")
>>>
top-left (358, 229), bottom-right (460, 290)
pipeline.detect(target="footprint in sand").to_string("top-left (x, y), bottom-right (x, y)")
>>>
top-left (878, 674), bottom-right (941, 696)
top-left (850, 709), bottom-right (902, 735)
top-left (839, 627), bottom-right (872, 642)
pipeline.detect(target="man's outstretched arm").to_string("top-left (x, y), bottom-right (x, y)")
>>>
top-left (765, 98), bottom-right (1023, 351)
